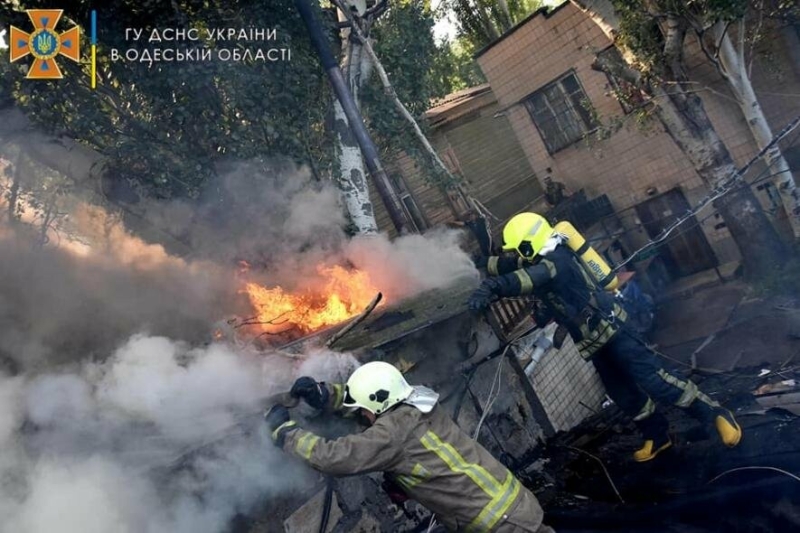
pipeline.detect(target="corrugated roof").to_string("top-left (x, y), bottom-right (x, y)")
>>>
top-left (424, 83), bottom-right (492, 121)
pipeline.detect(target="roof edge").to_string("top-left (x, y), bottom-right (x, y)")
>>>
top-left (473, 2), bottom-right (570, 60)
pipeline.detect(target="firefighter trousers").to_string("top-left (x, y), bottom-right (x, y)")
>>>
top-left (590, 329), bottom-right (719, 440)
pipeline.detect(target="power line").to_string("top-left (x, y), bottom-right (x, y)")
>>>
top-left (613, 114), bottom-right (800, 271)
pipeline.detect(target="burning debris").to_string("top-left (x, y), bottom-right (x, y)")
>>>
top-left (243, 264), bottom-right (382, 335)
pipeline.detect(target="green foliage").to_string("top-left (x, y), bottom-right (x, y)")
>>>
top-left (429, 38), bottom-right (486, 95)
top-left (447, 0), bottom-right (542, 49)
top-left (1, 0), bottom-right (453, 209)
top-left (2, 0), bottom-right (334, 200)
top-left (360, 1), bottom-right (453, 182)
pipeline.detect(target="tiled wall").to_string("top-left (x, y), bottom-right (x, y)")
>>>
top-left (515, 324), bottom-right (606, 432)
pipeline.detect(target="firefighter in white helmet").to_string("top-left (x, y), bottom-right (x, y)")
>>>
top-left (470, 212), bottom-right (742, 462)
top-left (266, 361), bottom-right (554, 533)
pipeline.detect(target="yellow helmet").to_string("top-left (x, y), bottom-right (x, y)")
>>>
top-left (502, 212), bottom-right (553, 259)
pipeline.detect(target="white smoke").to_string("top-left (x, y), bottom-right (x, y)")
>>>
top-left (344, 228), bottom-right (479, 302)
top-left (0, 154), bottom-right (479, 532)
top-left (0, 334), bottom-right (358, 533)
top-left (138, 161), bottom-right (478, 301)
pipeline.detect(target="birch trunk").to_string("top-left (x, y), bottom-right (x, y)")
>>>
top-left (570, 0), bottom-right (785, 274)
top-left (710, 21), bottom-right (800, 237)
top-left (332, 0), bottom-right (378, 235)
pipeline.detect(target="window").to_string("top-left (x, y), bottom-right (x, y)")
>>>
top-left (523, 72), bottom-right (597, 154)
top-left (597, 47), bottom-right (646, 114)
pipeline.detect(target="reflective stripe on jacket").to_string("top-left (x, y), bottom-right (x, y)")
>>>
top-left (485, 246), bottom-right (627, 359)
top-left (280, 403), bottom-right (544, 532)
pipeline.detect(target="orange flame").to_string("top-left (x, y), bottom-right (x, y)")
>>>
top-left (244, 265), bottom-right (381, 333)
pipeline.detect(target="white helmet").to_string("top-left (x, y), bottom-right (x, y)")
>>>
top-left (342, 361), bottom-right (413, 416)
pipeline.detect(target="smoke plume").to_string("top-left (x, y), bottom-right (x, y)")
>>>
top-left (0, 335), bottom-right (358, 533)
top-left (0, 155), bottom-right (478, 532)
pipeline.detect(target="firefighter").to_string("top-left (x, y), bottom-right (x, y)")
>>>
top-left (265, 361), bottom-right (554, 533)
top-left (469, 213), bottom-right (742, 462)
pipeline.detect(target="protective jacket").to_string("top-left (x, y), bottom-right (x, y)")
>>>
top-left (484, 246), bottom-right (627, 359)
top-left (272, 384), bottom-right (545, 533)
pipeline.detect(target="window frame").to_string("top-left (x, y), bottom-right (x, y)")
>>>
top-left (522, 70), bottom-right (597, 155)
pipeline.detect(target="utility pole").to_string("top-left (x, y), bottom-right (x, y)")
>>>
top-left (294, 0), bottom-right (408, 233)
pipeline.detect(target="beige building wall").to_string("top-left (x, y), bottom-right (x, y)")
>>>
top-left (476, 3), bottom-right (800, 266)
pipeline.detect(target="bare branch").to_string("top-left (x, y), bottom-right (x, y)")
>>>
top-left (748, 0), bottom-right (766, 78)
top-left (331, 0), bottom-right (465, 188)
top-left (592, 51), bottom-right (644, 88)
top-left (737, 18), bottom-right (746, 66)
top-left (716, 21), bottom-right (732, 61)
top-left (326, 292), bottom-right (382, 348)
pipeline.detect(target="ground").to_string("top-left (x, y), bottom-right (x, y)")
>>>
top-left (522, 277), bottom-right (800, 533)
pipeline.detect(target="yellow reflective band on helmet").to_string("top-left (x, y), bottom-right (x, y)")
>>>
top-left (295, 432), bottom-right (321, 460)
top-left (467, 473), bottom-right (521, 533)
top-left (420, 431), bottom-right (502, 495)
top-left (487, 256), bottom-right (500, 276)
top-left (633, 397), bottom-right (656, 421)
top-left (396, 463), bottom-right (432, 490)
top-left (513, 270), bottom-right (534, 294)
top-left (271, 420), bottom-right (297, 442)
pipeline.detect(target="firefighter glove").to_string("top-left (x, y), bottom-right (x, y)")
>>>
top-left (468, 279), bottom-right (500, 311)
top-left (290, 376), bottom-right (329, 409)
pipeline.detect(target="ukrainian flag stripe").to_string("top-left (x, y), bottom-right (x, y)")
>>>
top-left (90, 10), bottom-right (96, 89)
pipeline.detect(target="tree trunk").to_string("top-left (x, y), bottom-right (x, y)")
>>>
top-left (573, 0), bottom-right (786, 276)
top-left (709, 21), bottom-right (800, 238)
top-left (332, 0), bottom-right (378, 235)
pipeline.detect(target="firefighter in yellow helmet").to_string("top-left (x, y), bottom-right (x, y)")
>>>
top-left (469, 213), bottom-right (742, 462)
top-left (265, 361), bottom-right (554, 532)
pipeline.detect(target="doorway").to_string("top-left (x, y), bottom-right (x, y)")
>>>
top-left (634, 188), bottom-right (718, 277)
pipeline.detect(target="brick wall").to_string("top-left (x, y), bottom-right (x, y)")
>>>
top-left (476, 3), bottom-right (800, 266)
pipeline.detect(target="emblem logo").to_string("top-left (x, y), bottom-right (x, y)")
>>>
top-left (10, 9), bottom-right (81, 79)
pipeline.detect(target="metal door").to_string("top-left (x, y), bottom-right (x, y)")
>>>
top-left (634, 188), bottom-right (718, 277)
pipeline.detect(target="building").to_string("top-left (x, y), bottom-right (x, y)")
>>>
top-left (374, 2), bottom-right (800, 286)
top-left (473, 2), bottom-right (800, 279)
top-left (369, 84), bottom-right (547, 245)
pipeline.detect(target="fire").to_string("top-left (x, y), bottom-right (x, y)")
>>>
top-left (244, 265), bottom-right (381, 333)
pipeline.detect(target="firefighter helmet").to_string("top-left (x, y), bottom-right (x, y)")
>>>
top-left (502, 212), bottom-right (553, 259)
top-left (342, 361), bottom-right (413, 416)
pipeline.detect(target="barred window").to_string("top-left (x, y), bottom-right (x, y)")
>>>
top-left (523, 72), bottom-right (596, 154)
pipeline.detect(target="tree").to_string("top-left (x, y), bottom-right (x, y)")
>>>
top-left (0, 0), bottom-right (446, 240)
top-left (330, 0), bottom-right (381, 234)
top-left (570, 0), bottom-right (787, 275)
top-left (447, 0), bottom-right (543, 49)
top-left (429, 38), bottom-right (487, 95)
top-left (616, 1), bottom-right (800, 238)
